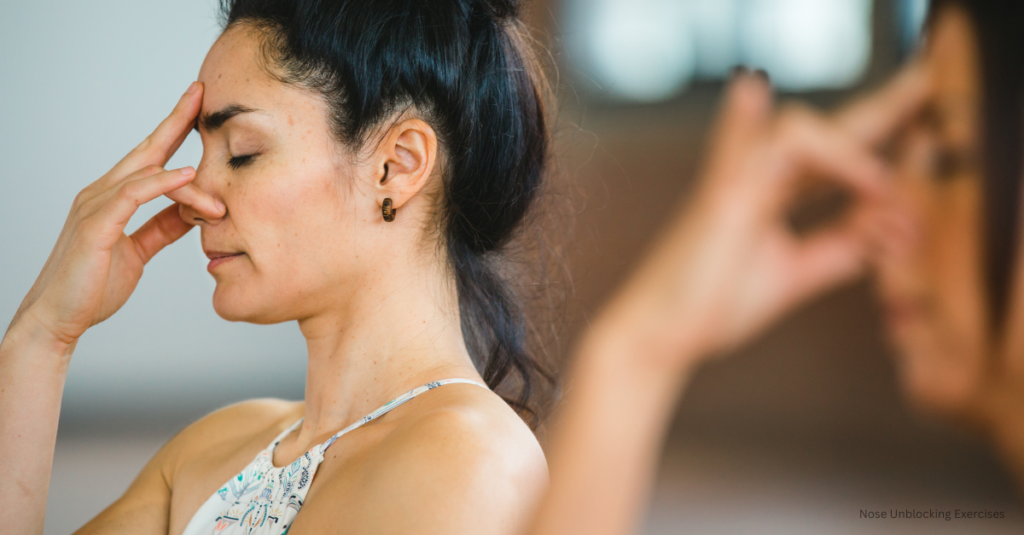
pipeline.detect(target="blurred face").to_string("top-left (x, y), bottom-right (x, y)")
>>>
top-left (185, 25), bottom-right (384, 324)
top-left (874, 5), bottom-right (990, 414)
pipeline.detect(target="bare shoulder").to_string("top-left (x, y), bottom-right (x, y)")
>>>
top-left (389, 383), bottom-right (547, 480)
top-left (292, 384), bottom-right (547, 535)
top-left (166, 397), bottom-right (302, 461)
top-left (77, 398), bottom-right (302, 534)
top-left (376, 384), bottom-right (548, 498)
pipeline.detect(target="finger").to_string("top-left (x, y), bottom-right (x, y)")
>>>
top-left (130, 203), bottom-right (194, 264)
top-left (107, 82), bottom-right (204, 182)
top-left (791, 230), bottom-right (866, 298)
top-left (834, 61), bottom-right (930, 146)
top-left (863, 202), bottom-right (920, 264)
top-left (704, 72), bottom-right (774, 178)
top-left (784, 213), bottom-right (874, 302)
top-left (140, 82), bottom-right (203, 162)
top-left (774, 108), bottom-right (889, 200)
top-left (164, 183), bottom-right (225, 220)
top-left (95, 167), bottom-right (196, 232)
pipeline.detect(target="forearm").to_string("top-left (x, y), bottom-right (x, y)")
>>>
top-left (0, 315), bottom-right (75, 534)
top-left (528, 302), bottom-right (699, 535)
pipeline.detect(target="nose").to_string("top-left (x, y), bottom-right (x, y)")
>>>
top-left (872, 162), bottom-right (924, 267)
top-left (178, 161), bottom-right (227, 226)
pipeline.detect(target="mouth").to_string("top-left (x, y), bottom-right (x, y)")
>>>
top-left (205, 250), bottom-right (246, 271)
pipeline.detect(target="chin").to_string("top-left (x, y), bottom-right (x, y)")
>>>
top-left (898, 347), bottom-right (985, 418)
top-left (211, 282), bottom-right (293, 324)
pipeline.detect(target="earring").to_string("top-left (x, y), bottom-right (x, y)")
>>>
top-left (382, 198), bottom-right (396, 222)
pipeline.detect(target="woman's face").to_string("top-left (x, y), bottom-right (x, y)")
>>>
top-left (874, 5), bottom-right (993, 415)
top-left (185, 25), bottom-right (386, 324)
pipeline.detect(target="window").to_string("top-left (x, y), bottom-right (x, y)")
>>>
top-left (563, 0), bottom-right (875, 102)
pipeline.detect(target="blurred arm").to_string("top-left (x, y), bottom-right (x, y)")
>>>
top-left (525, 66), bottom-right (928, 535)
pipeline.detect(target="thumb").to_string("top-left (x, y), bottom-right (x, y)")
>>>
top-left (129, 204), bottom-right (194, 264)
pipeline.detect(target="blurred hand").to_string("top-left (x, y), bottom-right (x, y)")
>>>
top-left (11, 82), bottom-right (224, 347)
top-left (598, 66), bottom-right (928, 369)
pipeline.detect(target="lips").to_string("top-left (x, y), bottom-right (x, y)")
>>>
top-left (205, 250), bottom-right (245, 271)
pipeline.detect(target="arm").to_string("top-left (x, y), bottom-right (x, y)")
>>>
top-left (72, 436), bottom-right (177, 535)
top-left (528, 66), bottom-right (929, 535)
top-left (0, 81), bottom-right (223, 534)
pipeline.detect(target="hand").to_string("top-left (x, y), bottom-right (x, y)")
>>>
top-left (599, 66), bottom-right (928, 369)
top-left (11, 82), bottom-right (224, 348)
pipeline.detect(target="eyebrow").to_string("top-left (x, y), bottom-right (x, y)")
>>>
top-left (196, 104), bottom-right (258, 132)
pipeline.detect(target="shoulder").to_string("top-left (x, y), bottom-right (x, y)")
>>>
top-left (161, 398), bottom-right (302, 477)
top-left (300, 384), bottom-right (547, 535)
top-left (385, 384), bottom-right (548, 488)
top-left (175, 397), bottom-right (300, 447)
top-left (362, 385), bottom-right (548, 533)
top-left (78, 398), bottom-right (303, 532)
top-left (189, 397), bottom-right (301, 434)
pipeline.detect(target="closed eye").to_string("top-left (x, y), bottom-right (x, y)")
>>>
top-left (227, 154), bottom-right (257, 170)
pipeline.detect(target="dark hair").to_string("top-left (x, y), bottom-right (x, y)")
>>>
top-left (219, 0), bottom-right (555, 422)
top-left (926, 0), bottom-right (1024, 335)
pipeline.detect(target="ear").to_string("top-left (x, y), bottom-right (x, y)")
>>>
top-left (374, 118), bottom-right (439, 213)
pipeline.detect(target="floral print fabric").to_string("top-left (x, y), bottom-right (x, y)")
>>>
top-left (182, 378), bottom-right (486, 535)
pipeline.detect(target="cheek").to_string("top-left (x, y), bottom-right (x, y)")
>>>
top-left (237, 159), bottom-right (359, 291)
top-left (891, 176), bottom-right (990, 409)
top-left (925, 180), bottom-right (987, 341)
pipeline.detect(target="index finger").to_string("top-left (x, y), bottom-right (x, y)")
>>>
top-left (774, 108), bottom-right (889, 201)
top-left (833, 61), bottom-right (930, 146)
top-left (107, 82), bottom-right (204, 182)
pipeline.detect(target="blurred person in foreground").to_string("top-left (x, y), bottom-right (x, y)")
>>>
top-left (529, 1), bottom-right (1024, 534)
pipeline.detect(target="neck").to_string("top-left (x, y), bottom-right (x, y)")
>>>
top-left (293, 252), bottom-right (480, 445)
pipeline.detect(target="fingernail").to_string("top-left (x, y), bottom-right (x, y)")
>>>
top-left (181, 166), bottom-right (195, 176)
top-left (185, 82), bottom-right (198, 95)
top-left (216, 200), bottom-right (226, 213)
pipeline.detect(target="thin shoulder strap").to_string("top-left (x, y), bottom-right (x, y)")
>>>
top-left (321, 378), bottom-right (487, 451)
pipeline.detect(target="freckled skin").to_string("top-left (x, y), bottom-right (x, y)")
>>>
top-left (187, 26), bottom-right (385, 326)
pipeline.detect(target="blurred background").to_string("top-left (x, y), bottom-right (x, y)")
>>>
top-left (2, 0), bottom-right (1021, 533)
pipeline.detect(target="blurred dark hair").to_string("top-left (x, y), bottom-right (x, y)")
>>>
top-left (219, 0), bottom-right (555, 423)
top-left (927, 0), bottom-right (1024, 334)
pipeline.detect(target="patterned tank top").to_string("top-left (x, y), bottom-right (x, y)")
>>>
top-left (181, 378), bottom-right (487, 535)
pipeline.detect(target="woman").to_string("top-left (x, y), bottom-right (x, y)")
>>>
top-left (528, 1), bottom-right (1024, 534)
top-left (875, 0), bottom-right (1024, 489)
top-left (1, 1), bottom-right (551, 533)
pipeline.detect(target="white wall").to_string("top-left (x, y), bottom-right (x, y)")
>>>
top-left (0, 0), bottom-right (307, 425)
